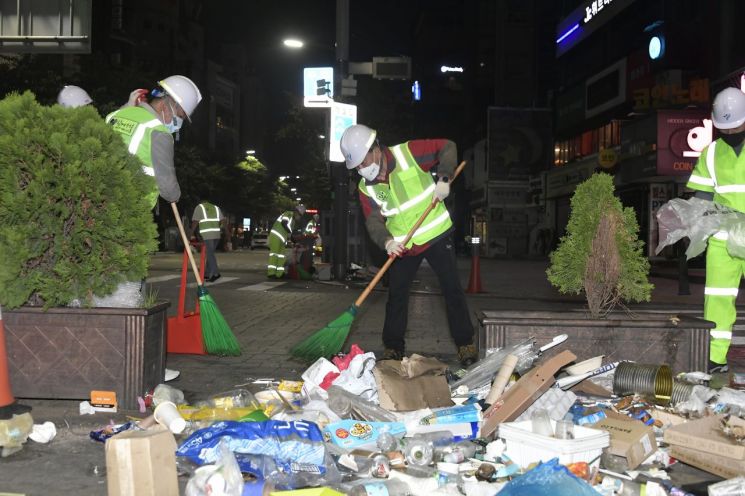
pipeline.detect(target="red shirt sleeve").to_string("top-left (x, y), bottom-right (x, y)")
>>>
top-left (404, 139), bottom-right (449, 172)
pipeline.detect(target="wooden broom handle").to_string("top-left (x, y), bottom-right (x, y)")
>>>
top-left (171, 202), bottom-right (204, 286)
top-left (354, 160), bottom-right (467, 307)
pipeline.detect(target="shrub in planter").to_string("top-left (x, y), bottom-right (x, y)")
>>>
top-left (547, 172), bottom-right (653, 318)
top-left (0, 91), bottom-right (158, 308)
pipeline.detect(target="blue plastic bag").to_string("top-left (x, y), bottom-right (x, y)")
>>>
top-left (499, 458), bottom-right (601, 496)
top-left (176, 420), bottom-right (327, 476)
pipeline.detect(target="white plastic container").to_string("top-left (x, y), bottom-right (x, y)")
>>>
top-left (499, 419), bottom-right (609, 469)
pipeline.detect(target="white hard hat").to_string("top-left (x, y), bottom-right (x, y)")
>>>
top-left (340, 124), bottom-right (377, 169)
top-left (712, 87), bottom-right (745, 129)
top-left (158, 75), bottom-right (202, 121)
top-left (57, 85), bottom-right (92, 108)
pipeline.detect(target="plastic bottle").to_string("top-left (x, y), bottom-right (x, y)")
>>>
top-left (403, 431), bottom-right (455, 466)
top-left (349, 479), bottom-right (411, 496)
top-left (326, 386), bottom-right (398, 422)
top-left (327, 393), bottom-right (352, 418)
top-left (438, 441), bottom-right (478, 463)
top-left (376, 431), bottom-right (399, 452)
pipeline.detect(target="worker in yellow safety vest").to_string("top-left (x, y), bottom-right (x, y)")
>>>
top-left (686, 87), bottom-right (745, 373)
top-left (267, 204), bottom-right (306, 278)
top-left (340, 124), bottom-right (477, 367)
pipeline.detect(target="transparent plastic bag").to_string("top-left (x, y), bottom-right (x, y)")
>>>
top-left (92, 281), bottom-right (144, 308)
top-left (185, 439), bottom-right (243, 496)
top-left (724, 217), bottom-right (745, 259)
top-left (655, 198), bottom-right (743, 259)
top-left (449, 338), bottom-right (535, 395)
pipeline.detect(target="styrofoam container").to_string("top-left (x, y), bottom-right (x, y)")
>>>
top-left (499, 419), bottom-right (609, 469)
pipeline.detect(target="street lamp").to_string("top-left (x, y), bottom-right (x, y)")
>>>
top-left (283, 38), bottom-right (304, 49)
top-left (246, 149), bottom-right (255, 155)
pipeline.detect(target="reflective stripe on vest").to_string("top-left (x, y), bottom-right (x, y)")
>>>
top-left (106, 106), bottom-right (168, 208)
top-left (704, 140), bottom-right (745, 212)
top-left (271, 211), bottom-right (294, 235)
top-left (304, 220), bottom-right (317, 234)
top-left (359, 142), bottom-right (452, 248)
top-left (198, 203), bottom-right (221, 234)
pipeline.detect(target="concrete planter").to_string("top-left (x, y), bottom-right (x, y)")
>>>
top-left (479, 310), bottom-right (712, 373)
top-left (4, 301), bottom-right (169, 410)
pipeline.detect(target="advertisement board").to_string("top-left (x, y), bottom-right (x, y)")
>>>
top-left (656, 109), bottom-right (710, 176)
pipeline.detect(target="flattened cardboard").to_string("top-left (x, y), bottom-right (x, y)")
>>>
top-left (373, 354), bottom-right (453, 411)
top-left (664, 414), bottom-right (745, 461)
top-left (105, 425), bottom-right (178, 496)
top-left (480, 350), bottom-right (576, 438)
top-left (671, 444), bottom-right (745, 479)
top-left (589, 417), bottom-right (657, 469)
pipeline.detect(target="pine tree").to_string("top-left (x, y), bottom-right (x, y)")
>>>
top-left (0, 91), bottom-right (158, 308)
top-left (546, 172), bottom-right (653, 317)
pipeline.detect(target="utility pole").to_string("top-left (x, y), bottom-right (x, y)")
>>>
top-left (332, 0), bottom-right (350, 281)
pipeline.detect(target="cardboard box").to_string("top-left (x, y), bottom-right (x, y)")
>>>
top-left (664, 414), bottom-right (745, 460)
top-left (373, 354), bottom-right (453, 411)
top-left (671, 444), bottom-right (745, 479)
top-left (480, 350), bottom-right (576, 438)
top-left (105, 425), bottom-right (178, 496)
top-left (589, 417), bottom-right (657, 469)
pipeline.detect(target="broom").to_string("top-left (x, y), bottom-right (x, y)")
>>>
top-left (291, 160), bottom-right (467, 361)
top-left (171, 203), bottom-right (241, 356)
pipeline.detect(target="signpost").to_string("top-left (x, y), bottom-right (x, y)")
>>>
top-left (329, 102), bottom-right (357, 163)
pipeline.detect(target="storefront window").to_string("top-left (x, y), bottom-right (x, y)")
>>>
top-left (554, 120), bottom-right (620, 166)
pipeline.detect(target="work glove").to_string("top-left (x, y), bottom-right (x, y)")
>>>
top-left (128, 88), bottom-right (148, 107)
top-left (434, 177), bottom-right (450, 201)
top-left (385, 239), bottom-right (406, 257)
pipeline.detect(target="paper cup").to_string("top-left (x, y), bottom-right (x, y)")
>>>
top-left (153, 401), bottom-right (186, 434)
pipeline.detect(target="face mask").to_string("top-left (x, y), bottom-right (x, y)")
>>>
top-left (358, 162), bottom-right (380, 182)
top-left (163, 100), bottom-right (184, 134)
top-left (721, 130), bottom-right (745, 148)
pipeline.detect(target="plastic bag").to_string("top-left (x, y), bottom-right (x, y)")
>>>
top-left (709, 476), bottom-right (745, 496)
top-left (724, 217), bottom-right (745, 259)
top-left (185, 439), bottom-right (243, 496)
top-left (330, 352), bottom-right (378, 403)
top-left (655, 197), bottom-right (744, 259)
top-left (498, 458), bottom-right (600, 496)
top-left (449, 338), bottom-right (535, 395)
top-left (92, 281), bottom-right (144, 308)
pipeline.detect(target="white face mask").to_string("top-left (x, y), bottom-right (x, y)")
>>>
top-left (163, 100), bottom-right (184, 134)
top-left (358, 162), bottom-right (380, 181)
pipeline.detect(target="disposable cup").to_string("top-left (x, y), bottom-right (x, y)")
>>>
top-left (154, 401), bottom-right (186, 434)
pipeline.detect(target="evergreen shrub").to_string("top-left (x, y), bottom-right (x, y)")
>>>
top-left (546, 172), bottom-right (653, 317)
top-left (0, 91), bottom-right (158, 308)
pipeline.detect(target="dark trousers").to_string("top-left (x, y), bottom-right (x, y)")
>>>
top-left (382, 235), bottom-right (473, 351)
top-left (204, 238), bottom-right (219, 279)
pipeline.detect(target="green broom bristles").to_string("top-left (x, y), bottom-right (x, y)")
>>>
top-left (291, 305), bottom-right (358, 361)
top-left (198, 286), bottom-right (241, 356)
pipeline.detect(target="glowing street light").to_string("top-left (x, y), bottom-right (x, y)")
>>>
top-left (283, 38), bottom-right (304, 49)
top-left (246, 149), bottom-right (256, 155)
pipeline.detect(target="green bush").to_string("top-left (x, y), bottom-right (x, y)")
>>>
top-left (547, 172), bottom-right (653, 317)
top-left (0, 91), bottom-right (158, 308)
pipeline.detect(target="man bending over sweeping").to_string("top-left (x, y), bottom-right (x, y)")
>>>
top-left (339, 124), bottom-right (477, 367)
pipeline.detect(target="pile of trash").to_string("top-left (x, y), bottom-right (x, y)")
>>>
top-left (9, 337), bottom-right (745, 495)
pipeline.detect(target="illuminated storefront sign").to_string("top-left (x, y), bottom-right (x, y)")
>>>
top-left (555, 0), bottom-right (636, 56)
top-left (632, 78), bottom-right (709, 111)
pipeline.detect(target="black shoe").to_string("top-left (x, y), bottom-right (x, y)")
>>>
top-left (458, 344), bottom-right (479, 367)
top-left (207, 274), bottom-right (221, 283)
top-left (708, 361), bottom-right (729, 374)
top-left (380, 348), bottom-right (405, 361)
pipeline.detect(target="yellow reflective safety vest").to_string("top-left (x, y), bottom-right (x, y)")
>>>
top-left (196, 202), bottom-right (222, 240)
top-left (687, 139), bottom-right (745, 213)
top-left (359, 142), bottom-right (452, 248)
top-left (105, 106), bottom-right (169, 208)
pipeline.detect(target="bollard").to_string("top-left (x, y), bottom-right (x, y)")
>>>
top-left (466, 236), bottom-right (484, 294)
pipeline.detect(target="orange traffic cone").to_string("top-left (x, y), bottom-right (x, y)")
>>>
top-left (0, 305), bottom-right (31, 419)
top-left (466, 246), bottom-right (484, 294)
